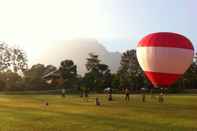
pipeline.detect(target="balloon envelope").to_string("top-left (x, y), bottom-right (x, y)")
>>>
top-left (137, 32), bottom-right (194, 87)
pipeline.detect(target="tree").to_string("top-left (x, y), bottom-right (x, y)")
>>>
top-left (118, 50), bottom-right (145, 91)
top-left (84, 53), bottom-right (100, 91)
top-left (0, 70), bottom-right (21, 91)
top-left (86, 53), bottom-right (100, 72)
top-left (23, 64), bottom-right (55, 90)
top-left (0, 42), bottom-right (28, 73)
top-left (97, 64), bottom-right (112, 90)
top-left (59, 60), bottom-right (77, 89)
top-left (111, 74), bottom-right (120, 90)
top-left (0, 42), bottom-right (28, 91)
top-left (175, 54), bottom-right (197, 90)
top-left (84, 53), bottom-right (112, 92)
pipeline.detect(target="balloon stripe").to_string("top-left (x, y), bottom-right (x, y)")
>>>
top-left (138, 32), bottom-right (194, 49)
top-left (137, 47), bottom-right (194, 74)
top-left (144, 71), bottom-right (181, 87)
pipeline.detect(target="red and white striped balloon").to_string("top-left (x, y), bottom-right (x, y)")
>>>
top-left (137, 32), bottom-right (194, 87)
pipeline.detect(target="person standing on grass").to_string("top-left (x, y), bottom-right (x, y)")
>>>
top-left (125, 88), bottom-right (130, 101)
top-left (164, 88), bottom-right (168, 96)
top-left (83, 87), bottom-right (89, 102)
top-left (104, 87), bottom-right (113, 101)
top-left (159, 92), bottom-right (164, 103)
top-left (141, 88), bottom-right (146, 103)
top-left (108, 87), bottom-right (112, 101)
top-left (62, 88), bottom-right (65, 97)
top-left (142, 93), bottom-right (146, 102)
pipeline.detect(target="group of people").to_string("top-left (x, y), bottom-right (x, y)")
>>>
top-left (104, 87), bottom-right (165, 104)
top-left (104, 87), bottom-right (131, 102)
top-left (104, 87), bottom-right (113, 101)
top-left (58, 87), bottom-right (164, 107)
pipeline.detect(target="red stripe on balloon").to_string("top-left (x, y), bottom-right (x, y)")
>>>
top-left (144, 71), bottom-right (182, 87)
top-left (138, 32), bottom-right (194, 50)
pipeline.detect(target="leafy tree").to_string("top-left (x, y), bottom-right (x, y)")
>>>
top-left (59, 60), bottom-right (77, 89)
top-left (118, 49), bottom-right (145, 91)
top-left (84, 53), bottom-right (100, 91)
top-left (86, 53), bottom-right (100, 72)
top-left (0, 42), bottom-right (28, 73)
top-left (84, 53), bottom-right (112, 92)
top-left (175, 54), bottom-right (197, 90)
top-left (97, 64), bottom-right (112, 90)
top-left (111, 74), bottom-right (120, 89)
top-left (0, 70), bottom-right (21, 91)
top-left (0, 42), bottom-right (27, 91)
top-left (23, 64), bottom-right (54, 90)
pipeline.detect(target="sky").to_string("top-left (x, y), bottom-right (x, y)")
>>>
top-left (100, 0), bottom-right (197, 51)
top-left (0, 0), bottom-right (197, 64)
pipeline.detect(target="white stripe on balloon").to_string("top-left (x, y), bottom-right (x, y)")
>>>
top-left (137, 47), bottom-right (194, 74)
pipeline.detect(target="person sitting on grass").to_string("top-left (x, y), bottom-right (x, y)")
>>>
top-left (96, 97), bottom-right (101, 106)
top-left (45, 101), bottom-right (49, 106)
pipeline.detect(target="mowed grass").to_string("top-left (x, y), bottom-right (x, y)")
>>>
top-left (0, 94), bottom-right (197, 131)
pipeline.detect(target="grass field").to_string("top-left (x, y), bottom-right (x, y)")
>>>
top-left (0, 94), bottom-right (197, 131)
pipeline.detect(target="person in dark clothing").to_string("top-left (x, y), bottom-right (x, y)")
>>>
top-left (159, 92), bottom-right (164, 103)
top-left (84, 90), bottom-right (88, 98)
top-left (62, 88), bottom-right (65, 97)
top-left (45, 101), bottom-right (49, 106)
top-left (96, 97), bottom-right (101, 106)
top-left (142, 93), bottom-right (146, 102)
top-left (125, 88), bottom-right (130, 101)
top-left (141, 87), bottom-right (146, 102)
top-left (108, 88), bottom-right (112, 101)
top-left (83, 88), bottom-right (89, 102)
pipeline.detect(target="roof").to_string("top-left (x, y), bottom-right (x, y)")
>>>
top-left (42, 70), bottom-right (61, 79)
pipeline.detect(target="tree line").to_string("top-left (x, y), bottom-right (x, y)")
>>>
top-left (1, 42), bottom-right (197, 93)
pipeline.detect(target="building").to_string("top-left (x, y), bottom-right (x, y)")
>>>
top-left (42, 70), bottom-right (64, 86)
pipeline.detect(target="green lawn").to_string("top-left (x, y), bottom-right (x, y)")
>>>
top-left (0, 94), bottom-right (197, 131)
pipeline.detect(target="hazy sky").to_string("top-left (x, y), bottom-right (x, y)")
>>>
top-left (0, 0), bottom-right (196, 64)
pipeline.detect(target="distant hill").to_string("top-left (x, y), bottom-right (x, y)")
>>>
top-left (37, 39), bottom-right (121, 74)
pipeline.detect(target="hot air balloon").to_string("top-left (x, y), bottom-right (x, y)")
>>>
top-left (137, 32), bottom-right (194, 88)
